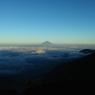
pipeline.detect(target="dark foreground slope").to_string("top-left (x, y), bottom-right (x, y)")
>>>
top-left (23, 53), bottom-right (95, 95)
top-left (44, 53), bottom-right (95, 81)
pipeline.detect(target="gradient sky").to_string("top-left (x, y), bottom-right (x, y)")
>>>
top-left (0, 0), bottom-right (95, 44)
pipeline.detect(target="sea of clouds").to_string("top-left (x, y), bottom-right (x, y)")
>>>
top-left (0, 45), bottom-right (93, 82)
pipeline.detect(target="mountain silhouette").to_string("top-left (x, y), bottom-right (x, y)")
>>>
top-left (80, 49), bottom-right (95, 54)
top-left (24, 52), bottom-right (95, 95)
top-left (43, 52), bottom-right (95, 81)
top-left (41, 41), bottom-right (53, 46)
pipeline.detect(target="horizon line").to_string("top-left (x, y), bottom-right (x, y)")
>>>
top-left (0, 43), bottom-right (95, 45)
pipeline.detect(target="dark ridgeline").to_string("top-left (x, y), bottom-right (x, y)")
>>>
top-left (44, 52), bottom-right (95, 81)
top-left (23, 50), bottom-right (95, 95)
top-left (80, 49), bottom-right (95, 54)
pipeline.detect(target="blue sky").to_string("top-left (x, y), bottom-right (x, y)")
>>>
top-left (0, 0), bottom-right (95, 44)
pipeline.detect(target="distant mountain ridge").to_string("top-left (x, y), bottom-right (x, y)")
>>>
top-left (41, 41), bottom-right (53, 46)
top-left (80, 49), bottom-right (95, 54)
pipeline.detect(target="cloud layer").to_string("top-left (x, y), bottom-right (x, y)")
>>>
top-left (0, 46), bottom-right (89, 82)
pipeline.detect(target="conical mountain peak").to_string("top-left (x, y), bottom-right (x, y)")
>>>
top-left (41, 41), bottom-right (53, 45)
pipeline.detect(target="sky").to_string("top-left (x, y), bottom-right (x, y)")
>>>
top-left (0, 0), bottom-right (95, 44)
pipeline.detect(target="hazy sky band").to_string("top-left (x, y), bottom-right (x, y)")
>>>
top-left (0, 0), bottom-right (95, 44)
